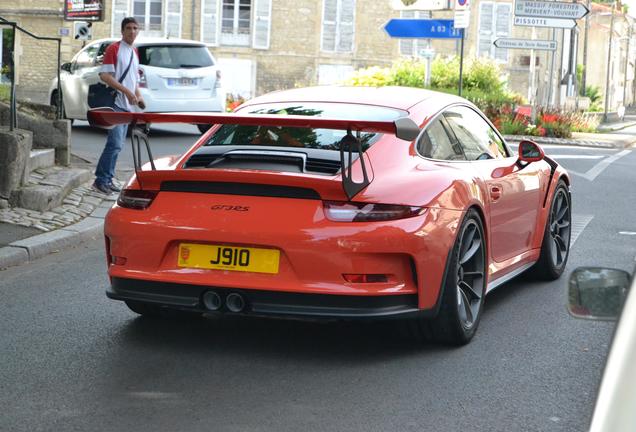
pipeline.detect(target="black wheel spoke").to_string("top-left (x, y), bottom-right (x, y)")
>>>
top-left (462, 271), bottom-right (484, 278)
top-left (459, 279), bottom-right (482, 301)
top-left (460, 239), bottom-right (481, 265)
top-left (460, 225), bottom-right (476, 259)
top-left (457, 286), bottom-right (473, 325)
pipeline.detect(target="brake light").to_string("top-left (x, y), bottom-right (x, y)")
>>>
top-left (323, 201), bottom-right (426, 222)
top-left (117, 189), bottom-right (158, 210)
top-left (215, 70), bottom-right (221, 88)
top-left (138, 69), bottom-right (147, 88)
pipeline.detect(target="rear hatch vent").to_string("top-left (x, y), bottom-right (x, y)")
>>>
top-left (184, 150), bottom-right (343, 175)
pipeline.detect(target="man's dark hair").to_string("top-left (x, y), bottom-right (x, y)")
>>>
top-left (121, 17), bottom-right (139, 32)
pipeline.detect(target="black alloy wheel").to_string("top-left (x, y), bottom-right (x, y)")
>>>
top-left (530, 180), bottom-right (571, 280)
top-left (455, 218), bottom-right (486, 330)
top-left (409, 208), bottom-right (487, 345)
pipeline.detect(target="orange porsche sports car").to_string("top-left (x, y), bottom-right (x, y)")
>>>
top-left (89, 86), bottom-right (571, 345)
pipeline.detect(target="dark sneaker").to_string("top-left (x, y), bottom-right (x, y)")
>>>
top-left (92, 182), bottom-right (114, 195)
top-left (108, 182), bottom-right (121, 192)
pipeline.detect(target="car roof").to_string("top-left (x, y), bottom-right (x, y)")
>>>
top-left (89, 37), bottom-right (207, 47)
top-left (243, 86), bottom-right (464, 111)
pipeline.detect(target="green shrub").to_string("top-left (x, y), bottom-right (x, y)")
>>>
top-left (430, 57), bottom-right (460, 89)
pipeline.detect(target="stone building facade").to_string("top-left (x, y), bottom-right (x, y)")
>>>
top-left (0, 0), bottom-right (633, 110)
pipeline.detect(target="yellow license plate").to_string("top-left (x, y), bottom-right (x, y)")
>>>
top-left (178, 243), bottom-right (280, 274)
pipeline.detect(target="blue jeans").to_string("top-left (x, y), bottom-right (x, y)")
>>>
top-left (95, 106), bottom-right (128, 186)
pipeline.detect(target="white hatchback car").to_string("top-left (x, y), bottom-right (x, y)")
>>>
top-left (49, 37), bottom-right (225, 133)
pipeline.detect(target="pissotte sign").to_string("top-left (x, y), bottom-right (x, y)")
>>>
top-left (493, 38), bottom-right (557, 50)
top-left (513, 15), bottom-right (576, 28)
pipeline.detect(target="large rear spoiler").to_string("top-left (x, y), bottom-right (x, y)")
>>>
top-left (87, 110), bottom-right (421, 199)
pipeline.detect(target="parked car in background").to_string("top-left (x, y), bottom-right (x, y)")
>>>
top-left (49, 38), bottom-right (225, 133)
top-left (568, 267), bottom-right (635, 432)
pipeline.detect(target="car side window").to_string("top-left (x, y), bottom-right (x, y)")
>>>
top-left (95, 42), bottom-right (113, 65)
top-left (418, 118), bottom-right (466, 161)
top-left (444, 106), bottom-right (509, 161)
top-left (72, 44), bottom-right (100, 72)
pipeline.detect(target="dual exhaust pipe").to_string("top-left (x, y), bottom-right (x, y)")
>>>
top-left (202, 291), bottom-right (246, 313)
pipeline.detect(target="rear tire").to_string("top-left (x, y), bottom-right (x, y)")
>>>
top-left (50, 90), bottom-right (73, 125)
top-left (410, 208), bottom-right (487, 345)
top-left (529, 180), bottom-right (571, 280)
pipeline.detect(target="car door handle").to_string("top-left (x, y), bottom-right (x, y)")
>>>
top-left (490, 185), bottom-right (502, 201)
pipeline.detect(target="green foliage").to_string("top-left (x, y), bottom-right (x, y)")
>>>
top-left (429, 57), bottom-right (460, 89)
top-left (0, 84), bottom-right (9, 102)
top-left (344, 66), bottom-right (392, 87)
top-left (390, 60), bottom-right (427, 87)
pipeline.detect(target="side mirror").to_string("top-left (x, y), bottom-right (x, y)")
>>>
top-left (568, 267), bottom-right (631, 320)
top-left (518, 140), bottom-right (544, 163)
top-left (61, 63), bottom-right (72, 73)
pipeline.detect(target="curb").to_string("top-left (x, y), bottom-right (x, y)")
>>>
top-left (0, 201), bottom-right (110, 270)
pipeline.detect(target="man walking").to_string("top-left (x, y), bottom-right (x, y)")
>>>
top-left (93, 17), bottom-right (145, 194)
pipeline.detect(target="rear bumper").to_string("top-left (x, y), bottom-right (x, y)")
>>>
top-left (107, 277), bottom-right (421, 319)
top-left (140, 88), bottom-right (226, 113)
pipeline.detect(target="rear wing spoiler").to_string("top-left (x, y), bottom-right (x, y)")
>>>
top-left (87, 110), bottom-right (421, 199)
top-left (87, 111), bottom-right (420, 141)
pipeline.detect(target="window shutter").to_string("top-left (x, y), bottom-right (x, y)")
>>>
top-left (399, 10), bottom-right (415, 56)
top-left (111, 0), bottom-right (129, 37)
top-left (494, 3), bottom-right (511, 62)
top-left (477, 2), bottom-right (494, 58)
top-left (201, 0), bottom-right (219, 45)
top-left (322, 0), bottom-right (338, 52)
top-left (165, 0), bottom-right (182, 38)
top-left (337, 0), bottom-right (355, 53)
top-left (415, 11), bottom-right (431, 57)
top-left (253, 0), bottom-right (272, 49)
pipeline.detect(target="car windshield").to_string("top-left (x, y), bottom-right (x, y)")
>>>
top-left (137, 45), bottom-right (214, 69)
top-left (204, 103), bottom-right (407, 151)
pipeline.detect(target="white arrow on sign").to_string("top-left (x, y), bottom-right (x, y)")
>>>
top-left (513, 15), bottom-right (576, 29)
top-left (493, 38), bottom-right (557, 50)
top-left (515, 0), bottom-right (589, 20)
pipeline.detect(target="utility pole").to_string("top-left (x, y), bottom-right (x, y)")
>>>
top-left (603, 2), bottom-right (616, 122)
top-left (622, 24), bottom-right (632, 107)
top-left (581, 0), bottom-right (591, 97)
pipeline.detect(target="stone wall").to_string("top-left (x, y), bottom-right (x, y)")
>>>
top-left (0, 101), bottom-right (71, 165)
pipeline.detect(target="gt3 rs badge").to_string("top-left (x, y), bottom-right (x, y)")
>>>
top-left (210, 205), bottom-right (250, 211)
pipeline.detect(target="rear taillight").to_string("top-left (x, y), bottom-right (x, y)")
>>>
top-left (215, 70), bottom-right (221, 88)
top-left (138, 69), bottom-right (147, 88)
top-left (117, 189), bottom-right (158, 210)
top-left (323, 201), bottom-right (426, 222)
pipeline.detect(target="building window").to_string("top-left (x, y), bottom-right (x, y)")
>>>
top-left (321, 0), bottom-right (356, 53)
top-left (399, 10), bottom-right (432, 58)
top-left (134, 0), bottom-right (163, 32)
top-left (477, 2), bottom-right (511, 62)
top-left (220, 0), bottom-right (251, 46)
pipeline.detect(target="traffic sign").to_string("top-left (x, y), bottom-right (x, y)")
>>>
top-left (454, 0), bottom-right (471, 28)
top-left (383, 19), bottom-right (462, 39)
top-left (513, 15), bottom-right (576, 29)
top-left (493, 38), bottom-right (557, 50)
top-left (514, 0), bottom-right (589, 20)
top-left (390, 0), bottom-right (451, 11)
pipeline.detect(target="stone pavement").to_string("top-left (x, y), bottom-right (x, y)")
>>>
top-left (1, 128), bottom-right (635, 271)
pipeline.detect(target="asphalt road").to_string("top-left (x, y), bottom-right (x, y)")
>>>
top-left (1, 127), bottom-right (635, 431)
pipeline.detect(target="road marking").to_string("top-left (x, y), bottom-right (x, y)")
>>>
top-left (509, 144), bottom-right (616, 151)
top-left (549, 155), bottom-right (604, 159)
top-left (568, 149), bottom-right (632, 181)
top-left (571, 214), bottom-right (594, 246)
top-left (619, 231), bottom-right (636, 236)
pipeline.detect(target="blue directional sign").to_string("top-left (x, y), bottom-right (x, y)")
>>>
top-left (383, 19), bottom-right (462, 39)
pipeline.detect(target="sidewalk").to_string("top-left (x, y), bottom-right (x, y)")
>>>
top-left (2, 127), bottom-right (636, 271)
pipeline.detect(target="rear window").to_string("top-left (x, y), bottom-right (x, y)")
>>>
top-left (138, 45), bottom-right (214, 69)
top-left (204, 103), bottom-right (407, 151)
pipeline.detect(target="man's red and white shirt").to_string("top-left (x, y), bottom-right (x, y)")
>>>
top-left (100, 40), bottom-right (139, 112)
